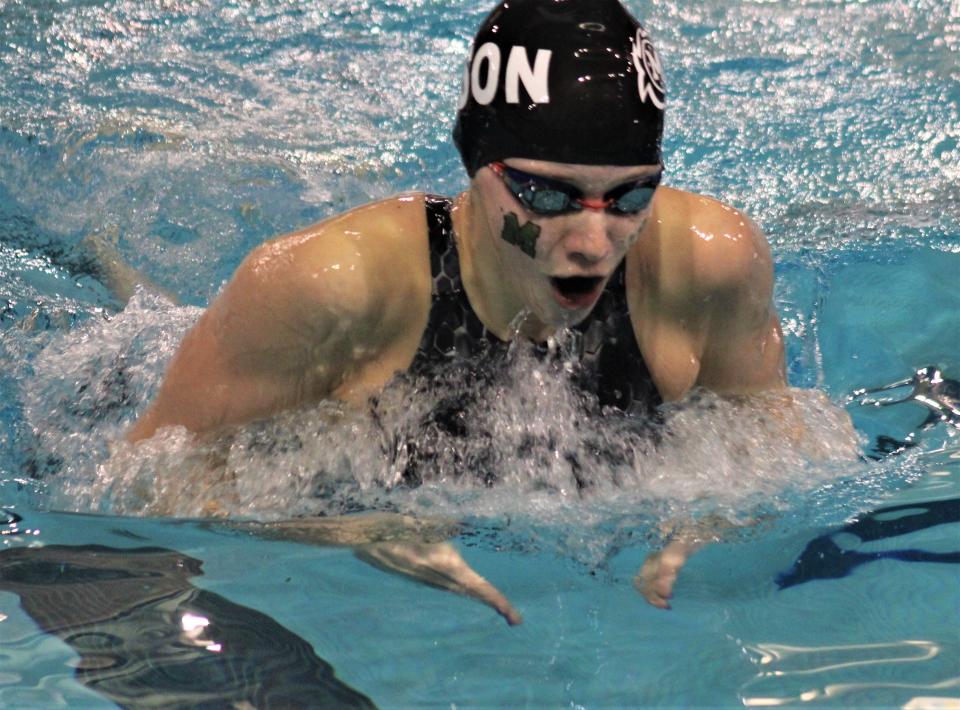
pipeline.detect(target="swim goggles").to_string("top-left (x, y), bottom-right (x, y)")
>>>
top-left (490, 162), bottom-right (662, 216)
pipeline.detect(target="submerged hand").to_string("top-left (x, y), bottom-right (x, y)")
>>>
top-left (634, 540), bottom-right (697, 610)
top-left (356, 541), bottom-right (523, 626)
top-left (221, 514), bottom-right (520, 625)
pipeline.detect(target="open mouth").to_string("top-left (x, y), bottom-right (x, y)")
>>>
top-left (550, 276), bottom-right (605, 308)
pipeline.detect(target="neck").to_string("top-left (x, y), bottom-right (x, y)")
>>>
top-left (451, 189), bottom-right (551, 342)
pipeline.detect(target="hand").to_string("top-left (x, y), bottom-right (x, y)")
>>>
top-left (634, 540), bottom-right (697, 610)
top-left (356, 541), bottom-right (522, 626)
top-left (231, 514), bottom-right (521, 625)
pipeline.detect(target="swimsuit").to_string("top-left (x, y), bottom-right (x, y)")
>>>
top-left (412, 195), bottom-right (662, 416)
top-left (371, 195), bottom-right (662, 490)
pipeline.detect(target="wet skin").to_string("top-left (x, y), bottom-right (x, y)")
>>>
top-left (123, 157), bottom-right (789, 623)
top-left (127, 158), bottom-right (784, 438)
top-left (463, 158), bottom-right (661, 339)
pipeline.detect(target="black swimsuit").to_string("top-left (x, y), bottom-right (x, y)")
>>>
top-left (412, 195), bottom-right (661, 416)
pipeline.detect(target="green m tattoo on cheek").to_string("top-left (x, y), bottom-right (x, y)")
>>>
top-left (501, 213), bottom-right (541, 259)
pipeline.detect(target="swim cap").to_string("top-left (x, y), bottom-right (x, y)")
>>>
top-left (453, 0), bottom-right (666, 177)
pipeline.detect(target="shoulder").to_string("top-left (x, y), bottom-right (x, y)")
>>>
top-left (246, 193), bottom-right (429, 275)
top-left (642, 187), bottom-right (772, 297)
top-left (226, 194), bottom-right (433, 333)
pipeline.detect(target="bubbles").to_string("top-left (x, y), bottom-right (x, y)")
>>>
top-left (14, 290), bottom-right (199, 494)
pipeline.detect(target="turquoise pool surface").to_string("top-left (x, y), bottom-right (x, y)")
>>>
top-left (1, 0), bottom-right (958, 707)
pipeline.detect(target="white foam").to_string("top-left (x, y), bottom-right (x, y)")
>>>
top-left (20, 298), bottom-right (869, 551)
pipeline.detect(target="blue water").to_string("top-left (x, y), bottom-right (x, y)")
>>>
top-left (1, 0), bottom-right (959, 707)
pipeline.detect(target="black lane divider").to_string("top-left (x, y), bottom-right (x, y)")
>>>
top-left (852, 365), bottom-right (960, 431)
top-left (777, 498), bottom-right (960, 589)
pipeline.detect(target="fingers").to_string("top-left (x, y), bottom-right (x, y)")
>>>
top-left (634, 551), bottom-right (673, 609)
top-left (633, 541), bottom-right (694, 610)
top-left (356, 542), bottom-right (522, 626)
top-left (219, 516), bottom-right (519, 622)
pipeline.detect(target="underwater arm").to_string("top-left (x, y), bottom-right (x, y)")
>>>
top-left (225, 514), bottom-right (522, 625)
top-left (634, 517), bottom-right (724, 610)
top-left (634, 514), bottom-right (765, 610)
top-left (634, 539), bottom-right (701, 610)
top-left (355, 541), bottom-right (523, 626)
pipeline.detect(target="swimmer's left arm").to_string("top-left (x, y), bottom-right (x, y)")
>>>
top-left (687, 206), bottom-right (860, 459)
top-left (630, 192), bottom-right (785, 401)
top-left (684, 202), bottom-right (786, 396)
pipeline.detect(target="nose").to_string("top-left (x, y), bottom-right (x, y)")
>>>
top-left (561, 210), bottom-right (614, 268)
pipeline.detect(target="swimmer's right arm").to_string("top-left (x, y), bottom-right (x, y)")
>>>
top-left (126, 196), bottom-right (431, 442)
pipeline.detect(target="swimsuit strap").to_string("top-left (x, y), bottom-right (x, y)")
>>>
top-left (415, 195), bottom-right (498, 370)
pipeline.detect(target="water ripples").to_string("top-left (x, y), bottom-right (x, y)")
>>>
top-left (741, 639), bottom-right (960, 706)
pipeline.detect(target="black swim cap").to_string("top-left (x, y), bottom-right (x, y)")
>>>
top-left (453, 0), bottom-right (666, 177)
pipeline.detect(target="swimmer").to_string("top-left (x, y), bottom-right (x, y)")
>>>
top-left (125, 0), bottom-right (789, 619)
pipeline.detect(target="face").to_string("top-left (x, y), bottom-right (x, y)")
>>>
top-left (472, 157), bottom-right (662, 329)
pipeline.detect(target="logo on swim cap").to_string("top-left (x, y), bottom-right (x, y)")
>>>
top-left (631, 27), bottom-right (665, 109)
top-left (458, 43), bottom-right (553, 108)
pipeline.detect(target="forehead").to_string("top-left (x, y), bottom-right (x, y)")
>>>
top-left (502, 157), bottom-right (661, 191)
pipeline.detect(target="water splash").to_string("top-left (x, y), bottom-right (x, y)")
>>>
top-left (12, 294), bottom-right (869, 550)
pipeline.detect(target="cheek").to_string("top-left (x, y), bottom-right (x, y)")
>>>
top-left (474, 179), bottom-right (557, 264)
top-left (621, 215), bottom-right (650, 249)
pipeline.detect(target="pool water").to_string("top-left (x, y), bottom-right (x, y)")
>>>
top-left (1, 0), bottom-right (959, 707)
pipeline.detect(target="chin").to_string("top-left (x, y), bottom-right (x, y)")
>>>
top-left (518, 277), bottom-right (601, 335)
top-left (554, 307), bottom-right (593, 329)
top-left (536, 299), bottom-right (594, 332)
